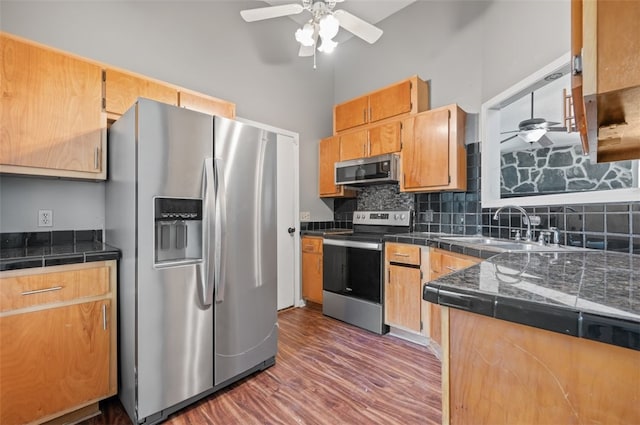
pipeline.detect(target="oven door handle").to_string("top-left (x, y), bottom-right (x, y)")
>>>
top-left (323, 239), bottom-right (382, 251)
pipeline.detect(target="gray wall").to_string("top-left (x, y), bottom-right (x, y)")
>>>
top-left (333, 0), bottom-right (570, 112)
top-left (0, 0), bottom-right (571, 232)
top-left (0, 0), bottom-right (335, 231)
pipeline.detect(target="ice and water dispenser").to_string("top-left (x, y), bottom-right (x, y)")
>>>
top-left (154, 197), bottom-right (203, 266)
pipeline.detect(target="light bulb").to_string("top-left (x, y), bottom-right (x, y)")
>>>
top-left (318, 37), bottom-right (337, 54)
top-left (520, 128), bottom-right (546, 143)
top-left (318, 14), bottom-right (339, 40)
top-left (295, 23), bottom-right (315, 47)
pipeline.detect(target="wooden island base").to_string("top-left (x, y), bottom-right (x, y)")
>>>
top-left (442, 308), bottom-right (640, 424)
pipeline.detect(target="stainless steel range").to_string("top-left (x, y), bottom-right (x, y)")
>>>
top-left (322, 210), bottom-right (412, 334)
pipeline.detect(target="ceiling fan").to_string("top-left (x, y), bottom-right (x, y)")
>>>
top-left (500, 92), bottom-right (567, 147)
top-left (240, 0), bottom-right (383, 61)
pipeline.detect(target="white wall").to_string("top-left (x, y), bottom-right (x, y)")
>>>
top-left (0, 0), bottom-right (336, 232)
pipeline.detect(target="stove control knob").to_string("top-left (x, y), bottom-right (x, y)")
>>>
top-left (401, 214), bottom-right (406, 220)
top-left (394, 214), bottom-right (400, 220)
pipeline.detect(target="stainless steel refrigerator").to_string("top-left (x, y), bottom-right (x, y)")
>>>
top-left (106, 98), bottom-right (278, 424)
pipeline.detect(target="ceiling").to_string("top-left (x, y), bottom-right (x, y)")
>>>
top-left (263, 0), bottom-right (417, 39)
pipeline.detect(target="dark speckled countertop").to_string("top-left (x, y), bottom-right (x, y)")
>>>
top-left (0, 230), bottom-right (121, 271)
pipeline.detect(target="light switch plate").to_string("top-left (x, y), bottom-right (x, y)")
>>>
top-left (300, 211), bottom-right (311, 221)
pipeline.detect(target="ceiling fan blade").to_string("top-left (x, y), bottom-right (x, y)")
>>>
top-left (333, 9), bottom-right (383, 44)
top-left (537, 135), bottom-right (554, 147)
top-left (240, 3), bottom-right (304, 22)
top-left (500, 134), bottom-right (519, 143)
top-left (545, 121), bottom-right (562, 127)
top-left (547, 126), bottom-right (568, 132)
top-left (500, 129), bottom-right (520, 134)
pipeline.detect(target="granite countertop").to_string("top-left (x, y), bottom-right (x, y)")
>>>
top-left (381, 232), bottom-right (640, 350)
top-left (0, 230), bottom-right (121, 271)
top-left (422, 248), bottom-right (639, 351)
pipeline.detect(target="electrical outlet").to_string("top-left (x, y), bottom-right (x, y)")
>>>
top-left (300, 211), bottom-right (311, 221)
top-left (424, 209), bottom-right (434, 222)
top-left (38, 209), bottom-right (53, 227)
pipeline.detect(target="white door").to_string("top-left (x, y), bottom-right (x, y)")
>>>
top-left (276, 133), bottom-right (299, 310)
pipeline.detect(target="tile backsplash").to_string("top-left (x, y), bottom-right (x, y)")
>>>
top-left (312, 142), bottom-right (639, 254)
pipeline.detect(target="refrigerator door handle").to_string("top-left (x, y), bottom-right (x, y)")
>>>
top-left (214, 158), bottom-right (227, 303)
top-left (198, 158), bottom-right (215, 307)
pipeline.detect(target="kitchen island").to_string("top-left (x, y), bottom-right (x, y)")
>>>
top-left (423, 248), bottom-right (639, 424)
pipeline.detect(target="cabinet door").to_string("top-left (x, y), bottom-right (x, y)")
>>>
top-left (340, 130), bottom-right (368, 160)
top-left (178, 90), bottom-right (235, 119)
top-left (0, 34), bottom-right (105, 178)
top-left (302, 252), bottom-right (323, 304)
top-left (334, 96), bottom-right (368, 133)
top-left (369, 80), bottom-right (412, 123)
top-left (385, 264), bottom-right (422, 332)
top-left (104, 68), bottom-right (177, 117)
top-left (369, 122), bottom-right (402, 157)
top-left (402, 108), bottom-right (451, 190)
top-left (0, 300), bottom-right (111, 425)
top-left (319, 136), bottom-right (341, 196)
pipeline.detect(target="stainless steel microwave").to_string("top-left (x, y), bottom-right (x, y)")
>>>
top-left (335, 153), bottom-right (399, 186)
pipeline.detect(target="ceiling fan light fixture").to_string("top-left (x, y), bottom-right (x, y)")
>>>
top-left (318, 13), bottom-right (339, 40)
top-left (295, 23), bottom-right (315, 47)
top-left (318, 37), bottom-right (337, 53)
top-left (519, 128), bottom-right (547, 143)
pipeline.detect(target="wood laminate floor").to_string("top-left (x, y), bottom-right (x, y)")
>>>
top-left (83, 303), bottom-right (442, 424)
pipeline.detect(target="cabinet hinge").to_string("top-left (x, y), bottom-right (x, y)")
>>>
top-left (102, 97), bottom-right (106, 110)
top-left (420, 320), bottom-right (423, 331)
top-left (420, 271), bottom-right (423, 280)
top-left (410, 81), bottom-right (413, 90)
top-left (448, 175), bottom-right (451, 184)
top-left (572, 54), bottom-right (582, 75)
top-left (102, 69), bottom-right (106, 82)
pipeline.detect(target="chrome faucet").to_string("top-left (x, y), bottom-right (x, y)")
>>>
top-left (493, 205), bottom-right (533, 242)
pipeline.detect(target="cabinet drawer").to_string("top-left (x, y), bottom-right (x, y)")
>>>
top-left (0, 265), bottom-right (110, 313)
top-left (386, 243), bottom-right (420, 266)
top-left (301, 237), bottom-right (323, 254)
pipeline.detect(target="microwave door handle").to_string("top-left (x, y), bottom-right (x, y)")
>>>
top-left (198, 158), bottom-right (215, 307)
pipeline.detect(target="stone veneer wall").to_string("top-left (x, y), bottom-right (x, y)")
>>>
top-left (501, 145), bottom-right (634, 196)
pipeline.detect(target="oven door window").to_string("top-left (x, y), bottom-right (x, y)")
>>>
top-left (323, 244), bottom-right (381, 304)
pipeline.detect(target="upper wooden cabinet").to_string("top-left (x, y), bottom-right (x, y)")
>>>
top-left (401, 104), bottom-right (467, 192)
top-left (104, 68), bottom-right (178, 119)
top-left (333, 76), bottom-right (430, 134)
top-left (572, 0), bottom-right (640, 162)
top-left (178, 89), bottom-right (236, 119)
top-left (319, 136), bottom-right (356, 198)
top-left (0, 32), bottom-right (106, 180)
top-left (339, 122), bottom-right (402, 161)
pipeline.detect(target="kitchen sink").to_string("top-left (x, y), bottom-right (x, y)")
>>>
top-left (438, 235), bottom-right (589, 252)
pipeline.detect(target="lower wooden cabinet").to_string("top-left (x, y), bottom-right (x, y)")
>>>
top-left (0, 261), bottom-right (117, 425)
top-left (428, 248), bottom-right (481, 346)
top-left (301, 236), bottom-right (323, 304)
top-left (384, 243), bottom-right (423, 333)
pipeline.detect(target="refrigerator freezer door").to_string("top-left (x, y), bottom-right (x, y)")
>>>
top-left (135, 99), bottom-right (215, 419)
top-left (213, 118), bottom-right (279, 386)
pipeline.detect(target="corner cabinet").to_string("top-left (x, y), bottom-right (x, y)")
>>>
top-left (401, 104), bottom-right (467, 192)
top-left (428, 248), bottom-right (480, 346)
top-left (318, 136), bottom-right (356, 198)
top-left (0, 32), bottom-right (107, 180)
top-left (333, 76), bottom-right (430, 133)
top-left (0, 261), bottom-right (117, 425)
top-left (301, 236), bottom-right (323, 304)
top-left (572, 0), bottom-right (640, 162)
